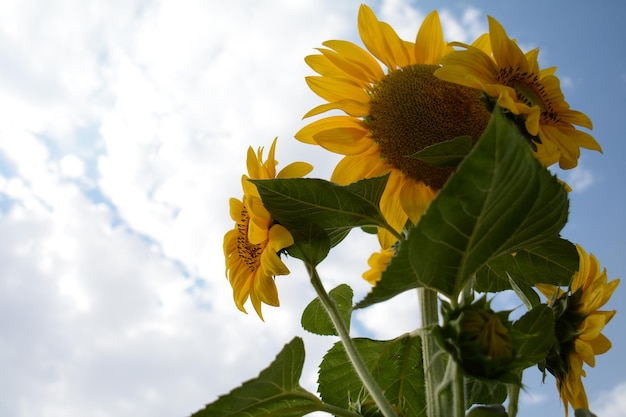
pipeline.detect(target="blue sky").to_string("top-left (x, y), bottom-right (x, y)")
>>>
top-left (0, 1), bottom-right (624, 416)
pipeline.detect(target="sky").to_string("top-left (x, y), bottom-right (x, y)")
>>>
top-left (0, 1), bottom-right (624, 416)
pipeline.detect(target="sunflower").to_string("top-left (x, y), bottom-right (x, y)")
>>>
top-left (296, 5), bottom-right (491, 282)
top-left (224, 138), bottom-right (313, 320)
top-left (435, 16), bottom-right (602, 169)
top-left (536, 245), bottom-right (619, 415)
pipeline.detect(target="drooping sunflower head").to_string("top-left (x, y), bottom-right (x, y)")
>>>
top-left (435, 16), bottom-right (602, 169)
top-left (537, 244), bottom-right (619, 415)
top-left (296, 5), bottom-right (492, 284)
top-left (224, 139), bottom-right (313, 320)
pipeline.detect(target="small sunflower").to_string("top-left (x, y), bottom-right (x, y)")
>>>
top-left (224, 138), bottom-right (313, 320)
top-left (536, 245), bottom-right (619, 415)
top-left (296, 5), bottom-right (491, 282)
top-left (435, 16), bottom-right (602, 169)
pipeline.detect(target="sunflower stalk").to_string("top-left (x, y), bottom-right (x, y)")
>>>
top-left (418, 287), bottom-right (447, 417)
top-left (451, 360), bottom-right (465, 417)
top-left (307, 263), bottom-right (398, 417)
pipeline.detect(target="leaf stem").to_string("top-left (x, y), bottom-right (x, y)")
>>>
top-left (307, 264), bottom-right (398, 417)
top-left (418, 287), bottom-right (445, 417)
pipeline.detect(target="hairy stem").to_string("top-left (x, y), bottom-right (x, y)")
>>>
top-left (307, 264), bottom-right (397, 417)
top-left (451, 360), bottom-right (465, 417)
top-left (418, 287), bottom-right (445, 417)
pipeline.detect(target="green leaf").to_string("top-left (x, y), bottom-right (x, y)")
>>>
top-left (301, 284), bottom-right (353, 336)
top-left (286, 223), bottom-right (331, 267)
top-left (510, 305), bottom-right (556, 370)
top-left (409, 135), bottom-right (473, 167)
top-left (251, 175), bottom-right (391, 248)
top-left (192, 337), bottom-right (324, 417)
top-left (318, 335), bottom-right (425, 417)
top-left (377, 107), bottom-right (569, 300)
top-left (475, 238), bottom-right (578, 293)
top-left (508, 273), bottom-right (541, 310)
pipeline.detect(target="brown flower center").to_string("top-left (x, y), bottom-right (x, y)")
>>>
top-left (236, 205), bottom-right (265, 272)
top-left (369, 64), bottom-right (491, 189)
top-left (497, 67), bottom-right (560, 124)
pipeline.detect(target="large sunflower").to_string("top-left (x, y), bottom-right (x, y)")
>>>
top-left (536, 245), bottom-right (619, 415)
top-left (224, 138), bottom-right (313, 319)
top-left (435, 16), bottom-right (602, 169)
top-left (296, 5), bottom-right (491, 281)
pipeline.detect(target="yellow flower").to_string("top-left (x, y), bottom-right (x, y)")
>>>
top-left (223, 138), bottom-right (313, 320)
top-left (435, 16), bottom-right (602, 169)
top-left (296, 5), bottom-right (491, 282)
top-left (536, 245), bottom-right (619, 415)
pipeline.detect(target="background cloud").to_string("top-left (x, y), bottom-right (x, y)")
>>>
top-left (0, 1), bottom-right (624, 417)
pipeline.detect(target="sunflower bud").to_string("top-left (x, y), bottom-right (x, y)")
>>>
top-left (437, 297), bottom-right (515, 378)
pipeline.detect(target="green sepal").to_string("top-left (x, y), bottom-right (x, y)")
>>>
top-left (509, 304), bottom-right (556, 370)
top-left (301, 284), bottom-right (353, 336)
top-left (192, 337), bottom-right (325, 417)
top-left (409, 135), bottom-right (473, 167)
top-left (251, 174), bottom-right (391, 248)
top-left (508, 272), bottom-right (541, 310)
top-left (318, 335), bottom-right (426, 417)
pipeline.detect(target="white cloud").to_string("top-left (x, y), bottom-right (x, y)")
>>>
top-left (563, 164), bottom-right (596, 193)
top-left (592, 382), bottom-right (626, 417)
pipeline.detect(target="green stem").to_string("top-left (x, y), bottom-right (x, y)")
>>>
top-left (307, 264), bottom-right (397, 417)
top-left (418, 287), bottom-right (445, 417)
top-left (507, 373), bottom-right (521, 417)
top-left (451, 360), bottom-right (465, 417)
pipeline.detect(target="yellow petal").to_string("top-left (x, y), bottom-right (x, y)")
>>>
top-left (414, 10), bottom-right (447, 64)
top-left (268, 224), bottom-right (294, 252)
top-left (303, 99), bottom-right (370, 118)
top-left (323, 39), bottom-right (384, 82)
top-left (305, 76), bottom-right (370, 104)
top-left (317, 47), bottom-right (374, 87)
top-left (436, 47), bottom-right (497, 89)
top-left (277, 161), bottom-right (313, 179)
top-left (588, 332), bottom-right (612, 355)
top-left (379, 20), bottom-right (411, 67)
top-left (399, 178), bottom-right (436, 224)
top-left (362, 247), bottom-right (395, 285)
top-left (358, 4), bottom-right (398, 69)
top-left (487, 16), bottom-right (528, 73)
top-left (253, 267), bottom-right (280, 306)
top-left (295, 116), bottom-right (369, 151)
top-left (228, 197), bottom-right (244, 222)
top-left (305, 54), bottom-right (345, 78)
top-left (261, 243), bottom-right (291, 276)
top-left (331, 146), bottom-right (389, 185)
top-left (314, 126), bottom-right (371, 155)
